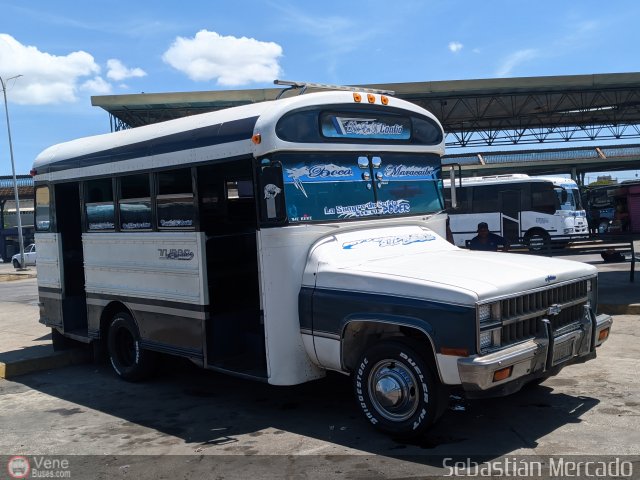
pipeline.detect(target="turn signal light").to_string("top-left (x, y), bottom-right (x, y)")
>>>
top-left (251, 134), bottom-right (262, 144)
top-left (493, 366), bottom-right (513, 382)
top-left (353, 93), bottom-right (362, 102)
top-left (440, 347), bottom-right (469, 357)
top-left (367, 93), bottom-right (375, 104)
top-left (598, 328), bottom-right (610, 342)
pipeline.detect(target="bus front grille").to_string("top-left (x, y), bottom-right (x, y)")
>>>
top-left (499, 280), bottom-right (589, 345)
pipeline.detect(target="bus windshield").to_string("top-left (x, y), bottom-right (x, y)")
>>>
top-left (272, 152), bottom-right (443, 223)
top-left (555, 187), bottom-right (583, 211)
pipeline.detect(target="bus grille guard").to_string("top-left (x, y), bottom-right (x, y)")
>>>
top-left (457, 279), bottom-right (613, 397)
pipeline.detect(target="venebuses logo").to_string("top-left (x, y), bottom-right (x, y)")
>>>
top-left (7, 456), bottom-right (30, 479)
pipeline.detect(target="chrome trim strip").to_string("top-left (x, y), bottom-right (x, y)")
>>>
top-left (311, 330), bottom-right (341, 340)
top-left (39, 291), bottom-right (63, 300)
top-left (86, 297), bottom-right (208, 320)
top-left (128, 302), bottom-right (207, 320)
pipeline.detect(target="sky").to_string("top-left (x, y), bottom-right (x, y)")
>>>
top-left (0, 0), bottom-right (639, 180)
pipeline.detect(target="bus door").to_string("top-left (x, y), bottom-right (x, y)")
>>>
top-left (197, 161), bottom-right (265, 378)
top-left (54, 182), bottom-right (87, 333)
top-left (499, 189), bottom-right (521, 243)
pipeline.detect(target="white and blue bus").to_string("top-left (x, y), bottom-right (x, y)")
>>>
top-left (444, 174), bottom-right (588, 247)
top-left (32, 84), bottom-right (610, 438)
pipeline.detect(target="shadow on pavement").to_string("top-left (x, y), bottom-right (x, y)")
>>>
top-left (12, 355), bottom-right (600, 464)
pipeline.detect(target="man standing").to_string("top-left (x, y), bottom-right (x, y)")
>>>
top-left (469, 222), bottom-right (509, 251)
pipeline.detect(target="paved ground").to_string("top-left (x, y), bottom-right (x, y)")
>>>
top-left (0, 254), bottom-right (639, 478)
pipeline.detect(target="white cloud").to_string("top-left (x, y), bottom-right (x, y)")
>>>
top-left (448, 41), bottom-right (463, 53)
top-left (162, 30), bottom-right (283, 86)
top-left (106, 59), bottom-right (146, 81)
top-left (496, 48), bottom-right (539, 77)
top-left (81, 76), bottom-right (112, 95)
top-left (0, 34), bottom-right (101, 105)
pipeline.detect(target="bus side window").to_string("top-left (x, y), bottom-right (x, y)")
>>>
top-left (444, 187), bottom-right (469, 212)
top-left (35, 185), bottom-right (51, 231)
top-left (119, 174), bottom-right (152, 231)
top-left (531, 183), bottom-right (558, 215)
top-left (472, 185), bottom-right (500, 213)
top-left (85, 178), bottom-right (115, 231)
top-left (157, 168), bottom-right (195, 230)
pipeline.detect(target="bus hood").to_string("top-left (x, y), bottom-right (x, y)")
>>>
top-left (302, 225), bottom-right (597, 305)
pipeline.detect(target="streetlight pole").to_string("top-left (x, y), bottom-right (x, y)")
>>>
top-left (0, 74), bottom-right (25, 269)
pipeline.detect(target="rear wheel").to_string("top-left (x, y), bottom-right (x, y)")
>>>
top-left (107, 312), bottom-right (156, 381)
top-left (353, 339), bottom-right (444, 438)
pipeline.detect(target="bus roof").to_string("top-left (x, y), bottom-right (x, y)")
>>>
top-left (33, 90), bottom-right (444, 182)
top-left (444, 173), bottom-right (578, 188)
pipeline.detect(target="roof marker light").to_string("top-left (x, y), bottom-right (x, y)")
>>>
top-left (381, 95), bottom-right (389, 105)
top-left (353, 93), bottom-right (362, 102)
top-left (367, 93), bottom-right (376, 104)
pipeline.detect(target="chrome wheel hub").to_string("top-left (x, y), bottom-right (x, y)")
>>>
top-left (369, 360), bottom-right (419, 422)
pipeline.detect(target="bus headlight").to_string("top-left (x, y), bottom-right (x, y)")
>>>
top-left (478, 302), bottom-right (501, 324)
top-left (479, 331), bottom-right (493, 350)
top-left (478, 304), bottom-right (491, 323)
top-left (478, 302), bottom-right (502, 353)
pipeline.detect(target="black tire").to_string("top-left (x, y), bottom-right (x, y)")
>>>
top-left (107, 312), bottom-right (156, 381)
top-left (524, 230), bottom-right (550, 252)
top-left (598, 220), bottom-right (610, 234)
top-left (12, 258), bottom-right (21, 269)
top-left (353, 339), bottom-right (443, 438)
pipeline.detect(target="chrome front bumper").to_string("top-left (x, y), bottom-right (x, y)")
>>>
top-left (458, 311), bottom-right (613, 396)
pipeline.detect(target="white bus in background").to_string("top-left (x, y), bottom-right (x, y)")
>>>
top-left (444, 174), bottom-right (588, 248)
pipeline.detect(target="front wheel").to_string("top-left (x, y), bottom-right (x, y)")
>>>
top-left (12, 259), bottom-right (21, 269)
top-left (598, 220), bottom-right (610, 234)
top-left (107, 312), bottom-right (156, 381)
top-left (524, 230), bottom-right (551, 251)
top-left (353, 340), bottom-right (443, 438)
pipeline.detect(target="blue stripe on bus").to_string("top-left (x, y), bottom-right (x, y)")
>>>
top-left (40, 116), bottom-right (259, 174)
top-left (299, 286), bottom-right (477, 352)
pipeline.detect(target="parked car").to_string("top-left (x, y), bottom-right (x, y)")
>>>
top-left (12, 243), bottom-right (36, 268)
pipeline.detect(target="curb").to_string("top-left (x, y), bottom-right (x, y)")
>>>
top-left (0, 348), bottom-right (92, 379)
top-left (0, 273), bottom-right (37, 282)
top-left (599, 304), bottom-right (640, 315)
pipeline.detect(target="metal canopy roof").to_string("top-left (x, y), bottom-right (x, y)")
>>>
top-left (0, 176), bottom-right (33, 202)
top-left (92, 72), bottom-right (640, 148)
